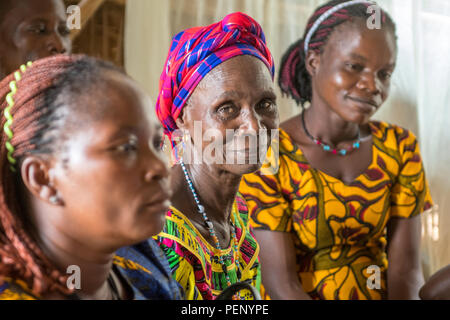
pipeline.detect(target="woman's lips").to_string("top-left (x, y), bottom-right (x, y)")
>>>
top-left (142, 192), bottom-right (171, 213)
top-left (347, 96), bottom-right (378, 113)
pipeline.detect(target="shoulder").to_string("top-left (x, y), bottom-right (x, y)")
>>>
top-left (115, 240), bottom-right (170, 276)
top-left (370, 121), bottom-right (421, 160)
top-left (155, 207), bottom-right (209, 265)
top-left (280, 114), bottom-right (300, 134)
top-left (114, 240), bottom-right (184, 300)
top-left (157, 207), bottom-right (200, 246)
top-left (235, 192), bottom-right (250, 222)
top-left (0, 279), bottom-right (37, 300)
top-left (278, 125), bottom-right (302, 156)
top-left (371, 121), bottom-right (418, 146)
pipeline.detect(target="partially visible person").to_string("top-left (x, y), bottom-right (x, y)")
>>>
top-left (154, 12), bottom-right (279, 300)
top-left (0, 0), bottom-right (72, 79)
top-left (0, 55), bottom-right (182, 300)
top-left (240, 0), bottom-right (433, 300)
top-left (419, 265), bottom-right (450, 300)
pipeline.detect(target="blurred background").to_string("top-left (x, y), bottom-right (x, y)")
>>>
top-left (67, 0), bottom-right (450, 279)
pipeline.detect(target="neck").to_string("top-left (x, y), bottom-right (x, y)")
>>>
top-left (171, 163), bottom-right (241, 224)
top-left (32, 210), bottom-right (117, 299)
top-left (306, 96), bottom-right (362, 146)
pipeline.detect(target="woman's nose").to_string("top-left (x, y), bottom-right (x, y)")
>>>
top-left (357, 72), bottom-right (381, 94)
top-left (239, 110), bottom-right (265, 133)
top-left (47, 33), bottom-right (67, 55)
top-left (144, 153), bottom-right (170, 183)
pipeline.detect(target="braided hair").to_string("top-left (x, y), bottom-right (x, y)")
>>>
top-left (0, 54), bottom-right (123, 297)
top-left (279, 0), bottom-right (396, 107)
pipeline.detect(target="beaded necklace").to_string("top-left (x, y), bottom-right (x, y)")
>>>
top-left (180, 161), bottom-right (242, 300)
top-left (301, 110), bottom-right (361, 156)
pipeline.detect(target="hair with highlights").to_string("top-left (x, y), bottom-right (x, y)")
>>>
top-left (0, 54), bottom-right (122, 297)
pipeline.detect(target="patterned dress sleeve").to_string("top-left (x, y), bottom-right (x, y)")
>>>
top-left (114, 240), bottom-right (184, 300)
top-left (240, 152), bottom-right (293, 232)
top-left (390, 127), bottom-right (433, 218)
top-left (157, 239), bottom-right (202, 300)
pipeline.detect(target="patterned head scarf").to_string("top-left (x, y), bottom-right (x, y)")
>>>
top-left (155, 12), bottom-right (275, 143)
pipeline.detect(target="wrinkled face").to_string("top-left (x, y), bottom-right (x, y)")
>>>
top-left (177, 55), bottom-right (279, 175)
top-left (0, 0), bottom-right (72, 77)
top-left (311, 20), bottom-right (397, 124)
top-left (48, 72), bottom-right (170, 249)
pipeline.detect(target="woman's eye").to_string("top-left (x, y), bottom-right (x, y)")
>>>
top-left (346, 63), bottom-right (364, 72)
top-left (153, 135), bottom-right (165, 151)
top-left (379, 70), bottom-right (392, 81)
top-left (217, 104), bottom-right (237, 118)
top-left (59, 25), bottom-right (71, 36)
top-left (117, 140), bottom-right (138, 153)
top-left (29, 23), bottom-right (47, 34)
top-left (257, 99), bottom-right (275, 111)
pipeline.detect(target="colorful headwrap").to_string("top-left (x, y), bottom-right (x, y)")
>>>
top-left (155, 12), bottom-right (275, 143)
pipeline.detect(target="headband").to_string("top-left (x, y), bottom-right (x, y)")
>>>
top-left (3, 61), bottom-right (33, 172)
top-left (304, 0), bottom-right (376, 54)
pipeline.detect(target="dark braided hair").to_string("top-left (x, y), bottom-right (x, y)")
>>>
top-left (279, 0), bottom-right (397, 107)
top-left (0, 54), bottom-right (123, 297)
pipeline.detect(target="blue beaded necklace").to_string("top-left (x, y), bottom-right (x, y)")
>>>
top-left (180, 161), bottom-right (242, 299)
top-left (301, 110), bottom-right (361, 156)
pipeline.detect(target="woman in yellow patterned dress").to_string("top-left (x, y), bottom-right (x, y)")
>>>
top-left (239, 0), bottom-right (433, 300)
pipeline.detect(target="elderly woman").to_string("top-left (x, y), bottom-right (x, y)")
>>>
top-left (0, 55), bottom-right (182, 300)
top-left (0, 0), bottom-right (72, 80)
top-left (240, 0), bottom-right (433, 300)
top-left (153, 12), bottom-right (279, 300)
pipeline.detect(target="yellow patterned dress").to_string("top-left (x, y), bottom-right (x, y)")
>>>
top-left (0, 278), bottom-right (36, 300)
top-left (239, 121), bottom-right (433, 300)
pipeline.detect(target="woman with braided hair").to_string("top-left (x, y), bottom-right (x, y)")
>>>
top-left (240, 0), bottom-right (433, 299)
top-left (0, 54), bottom-right (183, 300)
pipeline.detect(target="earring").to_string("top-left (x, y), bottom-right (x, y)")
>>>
top-left (49, 195), bottom-right (60, 205)
top-left (171, 130), bottom-right (190, 164)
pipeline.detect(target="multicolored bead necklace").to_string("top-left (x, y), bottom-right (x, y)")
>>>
top-left (180, 161), bottom-right (242, 300)
top-left (301, 110), bottom-right (361, 156)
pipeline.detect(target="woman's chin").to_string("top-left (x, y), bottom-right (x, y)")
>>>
top-left (221, 163), bottom-right (263, 176)
top-left (341, 110), bottom-right (373, 126)
top-left (125, 212), bottom-right (167, 245)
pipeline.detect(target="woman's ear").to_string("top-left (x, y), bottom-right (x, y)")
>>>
top-left (20, 156), bottom-right (62, 206)
top-left (175, 108), bottom-right (186, 130)
top-left (305, 50), bottom-right (321, 78)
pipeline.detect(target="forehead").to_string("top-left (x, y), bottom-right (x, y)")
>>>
top-left (68, 72), bottom-right (157, 133)
top-left (323, 21), bottom-right (397, 65)
top-left (4, 0), bottom-right (66, 22)
top-left (192, 55), bottom-right (274, 100)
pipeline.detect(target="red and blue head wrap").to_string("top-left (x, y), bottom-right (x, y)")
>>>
top-left (155, 12), bottom-right (275, 143)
